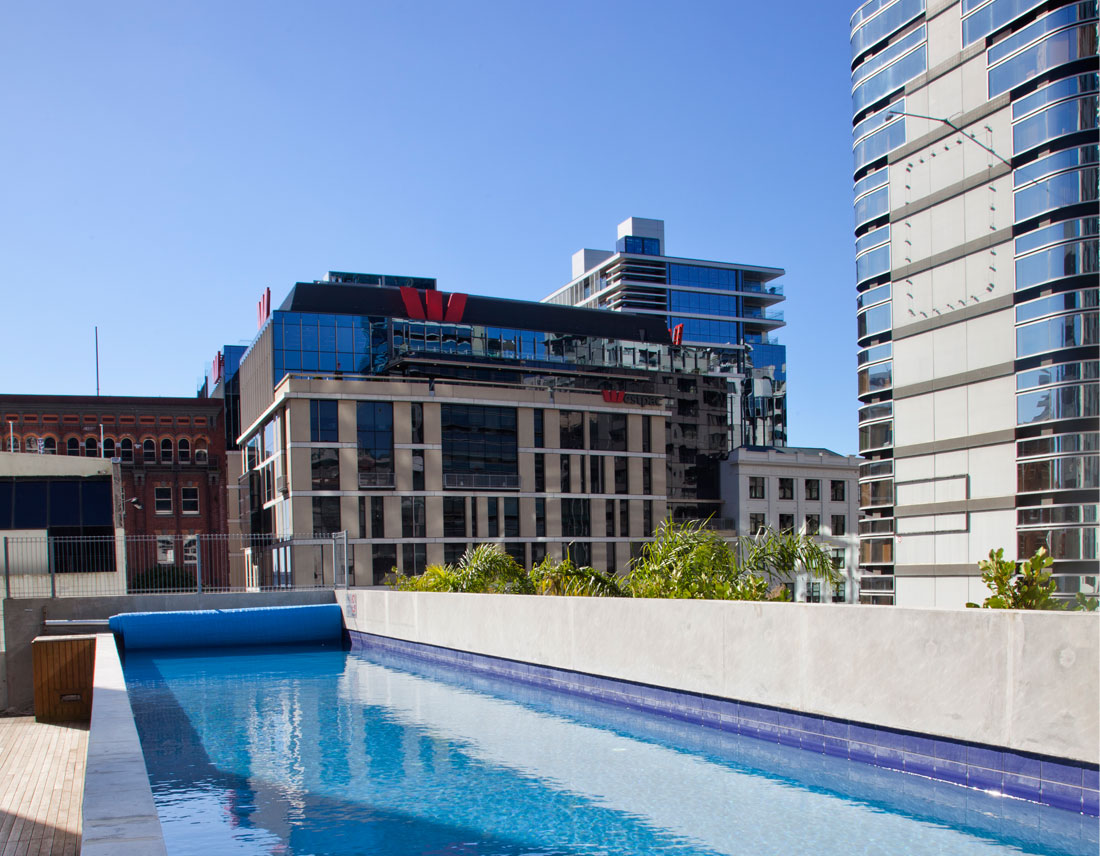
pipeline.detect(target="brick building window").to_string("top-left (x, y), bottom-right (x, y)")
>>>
top-left (143, 439), bottom-right (156, 462)
top-left (178, 438), bottom-right (190, 464)
top-left (154, 487), bottom-right (172, 515)
top-left (182, 487), bottom-right (200, 515)
top-left (161, 438), bottom-right (173, 464)
top-left (120, 438), bottom-right (133, 462)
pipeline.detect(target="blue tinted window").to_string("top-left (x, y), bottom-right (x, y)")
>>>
top-left (310, 400), bottom-right (339, 442)
top-left (1017, 312), bottom-right (1099, 356)
top-left (1014, 145), bottom-right (1098, 186)
top-left (1017, 383), bottom-right (1100, 424)
top-left (963, 0), bottom-right (1046, 45)
top-left (1017, 288), bottom-right (1099, 322)
top-left (853, 44), bottom-right (926, 114)
top-left (1016, 217), bottom-right (1099, 254)
top-left (856, 225), bottom-right (890, 255)
top-left (855, 185), bottom-right (889, 227)
top-left (853, 167), bottom-right (888, 197)
top-left (856, 243), bottom-right (891, 283)
top-left (858, 282), bottom-right (892, 309)
top-left (1016, 241), bottom-right (1100, 290)
top-left (851, 0), bottom-right (924, 60)
top-left (853, 25), bottom-right (926, 84)
top-left (1014, 166), bottom-right (1099, 221)
top-left (13, 482), bottom-right (47, 529)
top-left (1013, 73), bottom-right (1098, 120)
top-left (858, 342), bottom-right (893, 365)
top-left (1013, 96), bottom-right (1098, 154)
top-left (988, 4), bottom-right (1096, 66)
top-left (854, 118), bottom-right (906, 173)
top-left (859, 360), bottom-right (893, 393)
top-left (750, 343), bottom-right (787, 382)
top-left (858, 302), bottom-right (893, 338)
top-left (990, 27), bottom-right (1097, 97)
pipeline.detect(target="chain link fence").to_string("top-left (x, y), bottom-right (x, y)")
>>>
top-left (1, 532), bottom-right (350, 598)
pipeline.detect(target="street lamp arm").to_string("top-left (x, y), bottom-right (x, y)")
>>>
top-left (886, 110), bottom-right (1012, 168)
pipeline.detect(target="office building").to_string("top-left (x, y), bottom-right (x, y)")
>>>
top-left (721, 447), bottom-right (866, 603)
top-left (234, 272), bottom-right (735, 585)
top-left (849, 0), bottom-right (1097, 606)
top-left (543, 218), bottom-right (789, 449)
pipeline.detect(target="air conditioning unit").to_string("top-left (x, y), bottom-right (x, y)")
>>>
top-left (276, 475), bottom-right (287, 495)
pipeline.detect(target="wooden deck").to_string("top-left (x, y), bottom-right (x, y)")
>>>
top-left (0, 717), bottom-right (87, 856)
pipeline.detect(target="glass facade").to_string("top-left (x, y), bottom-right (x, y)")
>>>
top-left (545, 229), bottom-right (787, 451)
top-left (850, 0), bottom-right (1099, 598)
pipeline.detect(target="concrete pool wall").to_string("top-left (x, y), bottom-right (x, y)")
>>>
top-left (337, 590), bottom-right (1099, 812)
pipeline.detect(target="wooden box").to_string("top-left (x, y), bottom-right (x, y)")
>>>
top-left (32, 635), bottom-right (96, 723)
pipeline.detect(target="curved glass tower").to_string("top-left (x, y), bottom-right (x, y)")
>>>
top-left (850, 0), bottom-right (1098, 606)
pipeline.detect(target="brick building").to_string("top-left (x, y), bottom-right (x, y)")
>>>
top-left (0, 395), bottom-right (229, 586)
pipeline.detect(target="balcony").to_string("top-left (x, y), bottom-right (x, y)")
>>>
top-left (443, 473), bottom-right (520, 490)
top-left (358, 471), bottom-right (395, 489)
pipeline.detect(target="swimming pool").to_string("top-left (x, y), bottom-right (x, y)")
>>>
top-left (123, 643), bottom-right (1098, 855)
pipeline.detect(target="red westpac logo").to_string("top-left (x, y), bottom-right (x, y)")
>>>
top-left (602, 390), bottom-right (626, 403)
top-left (211, 351), bottom-right (224, 384)
top-left (668, 323), bottom-right (684, 345)
top-left (399, 287), bottom-right (468, 323)
top-left (257, 287), bottom-right (271, 329)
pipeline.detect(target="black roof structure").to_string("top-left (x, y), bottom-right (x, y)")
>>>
top-left (278, 282), bottom-right (673, 345)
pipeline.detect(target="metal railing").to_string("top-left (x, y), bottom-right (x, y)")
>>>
top-left (358, 471), bottom-right (396, 488)
top-left (2, 532), bottom-right (351, 599)
top-left (442, 473), bottom-right (521, 490)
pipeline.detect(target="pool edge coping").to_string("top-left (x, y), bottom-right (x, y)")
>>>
top-left (81, 632), bottom-right (168, 856)
top-left (349, 628), bottom-right (1100, 818)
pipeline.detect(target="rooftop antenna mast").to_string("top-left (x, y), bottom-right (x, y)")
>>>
top-left (95, 326), bottom-right (100, 396)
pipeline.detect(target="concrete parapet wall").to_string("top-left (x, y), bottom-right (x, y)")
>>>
top-left (337, 591), bottom-right (1099, 764)
top-left (2, 590), bottom-right (337, 713)
top-left (82, 634), bottom-right (167, 856)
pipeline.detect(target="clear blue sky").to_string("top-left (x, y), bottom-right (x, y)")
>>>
top-left (1, 1), bottom-right (860, 454)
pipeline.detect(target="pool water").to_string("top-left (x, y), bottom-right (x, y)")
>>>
top-left (122, 644), bottom-right (1098, 856)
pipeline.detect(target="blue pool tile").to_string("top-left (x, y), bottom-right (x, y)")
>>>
top-left (800, 733), bottom-right (825, 754)
top-left (823, 737), bottom-right (849, 759)
top-left (902, 733), bottom-right (936, 758)
top-left (1041, 781), bottom-right (1083, 813)
top-left (933, 759), bottom-right (969, 787)
top-left (1083, 766), bottom-right (1099, 790)
top-left (800, 714), bottom-right (825, 735)
top-left (1003, 773), bottom-right (1043, 802)
top-left (876, 747), bottom-right (905, 772)
top-left (1003, 751), bottom-right (1042, 778)
top-left (848, 723), bottom-right (880, 746)
top-left (933, 739), bottom-right (967, 763)
top-left (776, 726), bottom-right (801, 748)
top-left (849, 742), bottom-right (876, 764)
top-left (1082, 788), bottom-right (1099, 817)
top-left (822, 718), bottom-right (848, 739)
top-left (1041, 759), bottom-right (1084, 787)
top-left (739, 703), bottom-right (778, 725)
top-left (967, 745), bottom-right (1003, 771)
top-left (904, 753), bottom-right (937, 778)
top-left (968, 766), bottom-right (1004, 793)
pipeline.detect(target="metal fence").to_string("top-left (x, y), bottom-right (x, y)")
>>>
top-left (1, 532), bottom-right (350, 598)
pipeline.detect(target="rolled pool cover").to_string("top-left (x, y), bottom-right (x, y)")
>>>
top-left (108, 604), bottom-right (344, 650)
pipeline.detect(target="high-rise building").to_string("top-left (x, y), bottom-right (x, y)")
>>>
top-left (543, 218), bottom-right (788, 449)
top-left (849, 0), bottom-right (1097, 606)
top-left (233, 272), bottom-right (738, 585)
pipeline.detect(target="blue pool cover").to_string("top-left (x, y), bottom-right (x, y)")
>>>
top-left (108, 604), bottom-right (344, 650)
